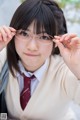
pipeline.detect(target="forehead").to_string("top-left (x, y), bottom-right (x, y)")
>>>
top-left (27, 20), bottom-right (45, 34)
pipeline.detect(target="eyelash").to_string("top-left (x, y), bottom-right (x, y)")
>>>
top-left (19, 31), bottom-right (28, 36)
top-left (18, 30), bottom-right (53, 40)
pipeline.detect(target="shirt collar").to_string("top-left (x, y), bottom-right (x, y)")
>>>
top-left (34, 60), bottom-right (49, 81)
top-left (17, 59), bottom-right (49, 82)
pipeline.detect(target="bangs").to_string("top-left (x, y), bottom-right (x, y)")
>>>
top-left (10, 0), bottom-right (57, 37)
top-left (7, 0), bottom-right (67, 76)
top-left (22, 4), bottom-right (57, 36)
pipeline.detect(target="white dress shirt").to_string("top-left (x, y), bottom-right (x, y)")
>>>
top-left (17, 59), bottom-right (49, 95)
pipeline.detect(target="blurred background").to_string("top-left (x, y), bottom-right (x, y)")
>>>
top-left (0, 0), bottom-right (80, 119)
top-left (0, 0), bottom-right (80, 36)
top-left (56, 0), bottom-right (80, 36)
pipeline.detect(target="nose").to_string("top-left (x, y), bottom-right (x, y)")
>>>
top-left (27, 38), bottom-right (38, 51)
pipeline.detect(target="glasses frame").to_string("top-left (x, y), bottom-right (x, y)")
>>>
top-left (15, 30), bottom-right (54, 46)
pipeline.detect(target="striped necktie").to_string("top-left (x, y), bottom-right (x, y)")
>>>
top-left (20, 75), bottom-right (34, 110)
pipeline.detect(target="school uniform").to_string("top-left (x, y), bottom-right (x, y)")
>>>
top-left (0, 48), bottom-right (80, 120)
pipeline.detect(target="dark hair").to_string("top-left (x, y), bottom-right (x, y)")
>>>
top-left (7, 0), bottom-right (67, 76)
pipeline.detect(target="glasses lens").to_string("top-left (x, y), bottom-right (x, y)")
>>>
top-left (16, 30), bottom-right (53, 45)
top-left (38, 34), bottom-right (53, 45)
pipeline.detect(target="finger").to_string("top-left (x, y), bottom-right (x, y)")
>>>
top-left (0, 33), bottom-right (3, 41)
top-left (0, 27), bottom-right (8, 41)
top-left (53, 36), bottom-right (69, 48)
top-left (9, 27), bottom-right (16, 32)
top-left (53, 39), bottom-right (58, 47)
top-left (54, 36), bottom-right (61, 40)
top-left (3, 26), bottom-right (16, 36)
top-left (60, 33), bottom-right (77, 42)
top-left (0, 38), bottom-right (12, 50)
top-left (53, 39), bottom-right (66, 54)
top-left (59, 34), bottom-right (77, 48)
top-left (3, 26), bottom-right (16, 39)
top-left (69, 37), bottom-right (80, 48)
top-left (3, 26), bottom-right (12, 38)
top-left (11, 31), bottom-right (16, 38)
top-left (57, 41), bottom-right (66, 55)
top-left (9, 27), bottom-right (16, 38)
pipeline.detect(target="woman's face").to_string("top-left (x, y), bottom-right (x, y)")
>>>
top-left (14, 21), bottom-right (53, 72)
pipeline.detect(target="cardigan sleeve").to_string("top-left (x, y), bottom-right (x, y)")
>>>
top-left (49, 55), bottom-right (80, 105)
top-left (64, 67), bottom-right (80, 105)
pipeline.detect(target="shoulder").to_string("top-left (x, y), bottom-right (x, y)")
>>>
top-left (49, 55), bottom-right (67, 69)
top-left (49, 55), bottom-right (77, 80)
top-left (48, 55), bottom-right (72, 78)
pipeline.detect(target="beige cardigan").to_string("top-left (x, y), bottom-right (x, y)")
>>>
top-left (0, 48), bottom-right (80, 120)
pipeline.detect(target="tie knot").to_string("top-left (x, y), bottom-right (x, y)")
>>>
top-left (24, 74), bottom-right (35, 80)
top-left (24, 74), bottom-right (35, 85)
top-left (30, 74), bottom-right (35, 79)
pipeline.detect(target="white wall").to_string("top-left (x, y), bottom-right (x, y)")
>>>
top-left (0, 0), bottom-right (21, 26)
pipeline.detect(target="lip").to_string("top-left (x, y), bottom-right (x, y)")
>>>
top-left (24, 53), bottom-right (39, 57)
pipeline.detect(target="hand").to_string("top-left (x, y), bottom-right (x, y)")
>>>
top-left (0, 26), bottom-right (16, 51)
top-left (53, 33), bottom-right (80, 79)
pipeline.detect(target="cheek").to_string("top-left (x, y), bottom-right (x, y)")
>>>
top-left (41, 44), bottom-right (53, 57)
top-left (14, 39), bottom-right (24, 57)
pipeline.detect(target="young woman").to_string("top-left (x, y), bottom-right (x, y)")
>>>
top-left (0, 0), bottom-right (80, 120)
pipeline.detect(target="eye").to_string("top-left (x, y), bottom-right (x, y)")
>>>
top-left (19, 30), bottom-right (29, 37)
top-left (40, 35), bottom-right (50, 40)
top-left (40, 35), bottom-right (53, 40)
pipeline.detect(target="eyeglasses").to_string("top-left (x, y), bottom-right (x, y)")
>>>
top-left (15, 30), bottom-right (54, 45)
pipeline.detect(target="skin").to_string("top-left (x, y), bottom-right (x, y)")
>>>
top-left (14, 21), bottom-right (53, 72)
top-left (54, 34), bottom-right (80, 79)
top-left (0, 25), bottom-right (80, 79)
top-left (0, 26), bottom-right (16, 51)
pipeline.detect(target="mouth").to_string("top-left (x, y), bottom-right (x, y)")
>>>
top-left (24, 53), bottom-right (39, 57)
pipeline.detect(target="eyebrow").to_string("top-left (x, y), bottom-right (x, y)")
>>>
top-left (16, 29), bottom-right (49, 36)
top-left (26, 28), bottom-right (46, 34)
